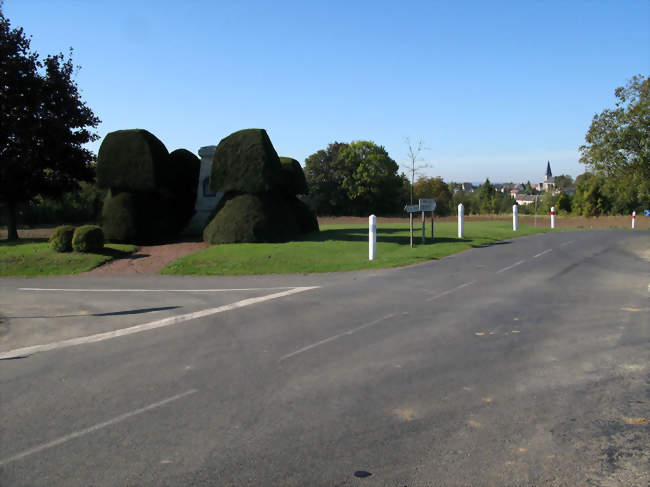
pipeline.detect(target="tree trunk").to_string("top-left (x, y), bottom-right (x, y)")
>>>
top-left (6, 199), bottom-right (19, 241)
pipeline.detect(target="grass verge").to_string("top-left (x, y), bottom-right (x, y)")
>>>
top-left (161, 221), bottom-right (555, 276)
top-left (0, 239), bottom-right (137, 277)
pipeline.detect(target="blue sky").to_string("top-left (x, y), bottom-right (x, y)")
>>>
top-left (4, 0), bottom-right (649, 183)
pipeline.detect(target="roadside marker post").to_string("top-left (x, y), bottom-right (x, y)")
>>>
top-left (513, 204), bottom-right (518, 232)
top-left (551, 207), bottom-right (556, 229)
top-left (458, 203), bottom-right (464, 238)
top-left (632, 211), bottom-right (636, 229)
top-left (369, 214), bottom-right (376, 260)
top-left (421, 211), bottom-right (426, 244)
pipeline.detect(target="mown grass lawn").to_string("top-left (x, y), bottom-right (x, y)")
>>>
top-left (161, 221), bottom-right (556, 276)
top-left (0, 239), bottom-right (137, 277)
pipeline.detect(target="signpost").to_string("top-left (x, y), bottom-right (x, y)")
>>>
top-left (404, 199), bottom-right (436, 247)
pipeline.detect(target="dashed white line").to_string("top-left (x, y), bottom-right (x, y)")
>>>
top-left (0, 287), bottom-right (319, 359)
top-left (495, 260), bottom-right (525, 274)
top-left (19, 287), bottom-right (296, 292)
top-left (559, 240), bottom-right (574, 247)
top-left (426, 281), bottom-right (476, 302)
top-left (533, 249), bottom-right (553, 258)
top-left (279, 312), bottom-right (399, 361)
top-left (0, 389), bottom-right (198, 466)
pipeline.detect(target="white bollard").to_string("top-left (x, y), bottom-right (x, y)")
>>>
top-left (513, 204), bottom-right (518, 232)
top-left (632, 211), bottom-right (636, 229)
top-left (458, 203), bottom-right (464, 238)
top-left (550, 206), bottom-right (556, 229)
top-left (369, 214), bottom-right (376, 260)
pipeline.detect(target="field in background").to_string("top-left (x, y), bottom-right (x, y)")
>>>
top-left (318, 214), bottom-right (641, 229)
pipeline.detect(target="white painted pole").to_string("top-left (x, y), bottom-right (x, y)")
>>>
top-left (513, 204), bottom-right (519, 232)
top-left (458, 203), bottom-right (464, 238)
top-left (550, 206), bottom-right (556, 229)
top-left (369, 214), bottom-right (376, 260)
top-left (632, 211), bottom-right (636, 229)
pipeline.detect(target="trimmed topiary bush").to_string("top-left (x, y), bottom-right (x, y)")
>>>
top-left (279, 157), bottom-right (309, 195)
top-left (203, 193), bottom-right (298, 244)
top-left (72, 225), bottom-right (104, 253)
top-left (210, 129), bottom-right (282, 194)
top-left (101, 190), bottom-right (137, 242)
top-left (286, 196), bottom-right (319, 234)
top-left (96, 129), bottom-right (170, 192)
top-left (49, 225), bottom-right (76, 252)
top-left (169, 148), bottom-right (201, 231)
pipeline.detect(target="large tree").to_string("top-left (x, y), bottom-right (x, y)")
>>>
top-left (579, 75), bottom-right (649, 210)
top-left (303, 142), bottom-right (349, 215)
top-left (339, 141), bottom-right (402, 215)
top-left (0, 9), bottom-right (99, 240)
top-left (413, 176), bottom-right (452, 216)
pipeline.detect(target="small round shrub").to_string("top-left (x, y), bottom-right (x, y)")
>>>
top-left (72, 225), bottom-right (104, 253)
top-left (49, 225), bottom-right (76, 252)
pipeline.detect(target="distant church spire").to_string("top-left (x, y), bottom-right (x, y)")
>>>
top-left (546, 161), bottom-right (552, 178)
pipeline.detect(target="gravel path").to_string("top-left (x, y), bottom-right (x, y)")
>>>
top-left (82, 242), bottom-right (209, 275)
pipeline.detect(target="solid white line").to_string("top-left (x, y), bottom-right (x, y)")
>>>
top-left (533, 249), bottom-right (553, 258)
top-left (426, 281), bottom-right (476, 302)
top-left (0, 287), bottom-right (319, 359)
top-left (495, 260), bottom-right (525, 274)
top-left (559, 240), bottom-right (574, 247)
top-left (279, 312), bottom-right (400, 361)
top-left (0, 389), bottom-right (198, 466)
top-left (19, 287), bottom-right (296, 292)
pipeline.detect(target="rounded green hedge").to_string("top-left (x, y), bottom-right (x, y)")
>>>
top-left (279, 157), bottom-right (309, 195)
top-left (203, 193), bottom-right (299, 244)
top-left (96, 129), bottom-right (170, 192)
top-left (49, 225), bottom-right (76, 252)
top-left (169, 148), bottom-right (201, 232)
top-left (72, 225), bottom-right (104, 253)
top-left (101, 190), bottom-right (137, 242)
top-left (210, 129), bottom-right (282, 194)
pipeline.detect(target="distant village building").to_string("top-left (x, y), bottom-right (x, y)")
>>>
top-left (542, 161), bottom-right (555, 192)
top-left (461, 182), bottom-right (475, 192)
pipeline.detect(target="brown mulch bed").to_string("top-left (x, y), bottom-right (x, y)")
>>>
top-left (82, 242), bottom-right (209, 275)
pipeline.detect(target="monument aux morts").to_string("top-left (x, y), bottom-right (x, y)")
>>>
top-left (96, 128), bottom-right (318, 244)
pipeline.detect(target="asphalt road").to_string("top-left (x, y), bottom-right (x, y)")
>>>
top-left (0, 230), bottom-right (648, 486)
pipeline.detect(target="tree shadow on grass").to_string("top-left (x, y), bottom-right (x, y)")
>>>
top-left (302, 227), bottom-right (466, 245)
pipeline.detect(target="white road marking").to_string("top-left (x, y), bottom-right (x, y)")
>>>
top-left (19, 287), bottom-right (296, 292)
top-left (426, 281), bottom-right (476, 302)
top-left (533, 249), bottom-right (553, 258)
top-left (495, 260), bottom-right (525, 274)
top-left (0, 287), bottom-right (319, 359)
top-left (0, 389), bottom-right (198, 466)
top-left (279, 312), bottom-right (399, 361)
top-left (559, 240), bottom-right (574, 247)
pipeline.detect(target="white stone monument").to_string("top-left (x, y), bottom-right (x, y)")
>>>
top-left (183, 145), bottom-right (224, 235)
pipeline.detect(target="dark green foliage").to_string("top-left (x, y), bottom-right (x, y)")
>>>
top-left (72, 225), bottom-right (104, 253)
top-left (203, 193), bottom-right (299, 244)
top-left (1, 11), bottom-right (100, 240)
top-left (101, 190), bottom-right (137, 242)
top-left (49, 225), bottom-right (75, 252)
top-left (169, 148), bottom-right (201, 231)
top-left (287, 196), bottom-right (319, 234)
top-left (101, 189), bottom-right (176, 244)
top-left (96, 129), bottom-right (170, 191)
top-left (279, 157), bottom-right (309, 195)
top-left (210, 129), bottom-right (282, 194)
